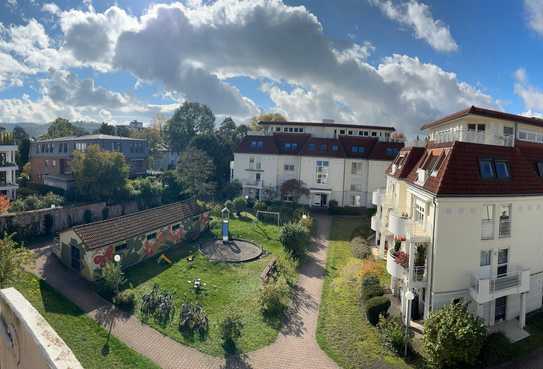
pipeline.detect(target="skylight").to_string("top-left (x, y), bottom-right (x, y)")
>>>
top-left (537, 161), bottom-right (543, 177)
top-left (479, 159), bottom-right (495, 179)
top-left (495, 160), bottom-right (510, 179)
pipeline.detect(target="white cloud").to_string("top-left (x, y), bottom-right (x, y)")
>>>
top-left (369, 0), bottom-right (458, 52)
top-left (42, 3), bottom-right (61, 15)
top-left (514, 68), bottom-right (543, 114)
top-left (525, 0), bottom-right (543, 35)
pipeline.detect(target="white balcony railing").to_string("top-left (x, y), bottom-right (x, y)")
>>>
top-left (388, 212), bottom-right (409, 235)
top-left (371, 188), bottom-right (385, 206)
top-left (386, 250), bottom-right (406, 279)
top-left (499, 219), bottom-right (511, 238)
top-left (371, 215), bottom-right (380, 232)
top-left (243, 179), bottom-right (263, 188)
top-left (430, 129), bottom-right (514, 147)
top-left (470, 269), bottom-right (530, 304)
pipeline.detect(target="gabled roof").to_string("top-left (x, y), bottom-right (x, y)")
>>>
top-left (36, 134), bottom-right (146, 143)
top-left (259, 120), bottom-right (396, 131)
top-left (71, 201), bottom-right (204, 250)
top-left (421, 106), bottom-right (543, 131)
top-left (387, 147), bottom-right (426, 179)
top-left (398, 141), bottom-right (543, 196)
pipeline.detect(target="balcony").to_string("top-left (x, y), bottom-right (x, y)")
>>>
top-left (481, 219), bottom-right (495, 240)
top-left (388, 212), bottom-right (409, 236)
top-left (429, 129), bottom-right (514, 147)
top-left (0, 133), bottom-right (15, 146)
top-left (372, 188), bottom-right (385, 206)
top-left (371, 215), bottom-right (380, 231)
top-left (0, 161), bottom-right (17, 169)
top-left (499, 219), bottom-right (511, 238)
top-left (386, 249), bottom-right (406, 279)
top-left (470, 269), bottom-right (530, 304)
top-left (243, 179), bottom-right (263, 188)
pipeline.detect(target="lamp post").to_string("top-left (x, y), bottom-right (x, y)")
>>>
top-left (103, 254), bottom-right (121, 356)
top-left (404, 289), bottom-right (415, 357)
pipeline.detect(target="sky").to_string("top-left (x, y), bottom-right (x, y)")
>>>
top-left (1, 0), bottom-right (543, 136)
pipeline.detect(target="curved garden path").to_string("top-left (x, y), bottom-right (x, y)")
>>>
top-left (30, 214), bottom-right (339, 369)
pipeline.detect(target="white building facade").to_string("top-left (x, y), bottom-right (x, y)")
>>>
top-left (372, 106), bottom-right (543, 336)
top-left (0, 133), bottom-right (18, 200)
top-left (231, 121), bottom-right (402, 207)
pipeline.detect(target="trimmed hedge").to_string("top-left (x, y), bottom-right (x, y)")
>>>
top-left (365, 296), bottom-right (391, 326)
top-left (362, 274), bottom-right (380, 288)
top-left (361, 283), bottom-right (384, 302)
top-left (351, 236), bottom-right (371, 259)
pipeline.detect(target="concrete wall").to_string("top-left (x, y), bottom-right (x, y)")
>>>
top-left (0, 288), bottom-right (83, 369)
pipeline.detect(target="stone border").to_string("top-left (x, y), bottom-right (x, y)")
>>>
top-left (199, 238), bottom-right (263, 263)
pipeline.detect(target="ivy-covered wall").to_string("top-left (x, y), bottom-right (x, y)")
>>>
top-left (57, 211), bottom-right (209, 281)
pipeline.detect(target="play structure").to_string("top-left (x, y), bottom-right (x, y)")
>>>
top-left (256, 210), bottom-right (281, 225)
top-left (222, 206), bottom-right (230, 242)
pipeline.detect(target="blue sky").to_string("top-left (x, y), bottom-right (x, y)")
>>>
top-left (1, 0), bottom-right (543, 136)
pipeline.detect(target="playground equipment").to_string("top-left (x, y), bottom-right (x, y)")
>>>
top-left (158, 254), bottom-right (172, 265)
top-left (221, 206), bottom-right (230, 242)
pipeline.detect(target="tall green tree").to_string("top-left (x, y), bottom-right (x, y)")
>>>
top-left (165, 102), bottom-right (215, 153)
top-left (176, 147), bottom-right (216, 199)
top-left (42, 117), bottom-right (87, 139)
top-left (13, 126), bottom-right (30, 167)
top-left (218, 117), bottom-right (248, 152)
top-left (249, 112), bottom-right (286, 131)
top-left (71, 145), bottom-right (129, 201)
top-left (188, 134), bottom-right (232, 188)
top-left (96, 122), bottom-right (116, 135)
top-left (0, 234), bottom-right (33, 288)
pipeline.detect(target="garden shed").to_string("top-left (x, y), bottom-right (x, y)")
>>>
top-left (55, 201), bottom-right (209, 281)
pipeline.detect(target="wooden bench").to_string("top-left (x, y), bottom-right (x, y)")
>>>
top-left (260, 257), bottom-right (277, 283)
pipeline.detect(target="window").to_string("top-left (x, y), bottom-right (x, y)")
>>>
top-left (371, 132), bottom-right (377, 137)
top-left (275, 127), bottom-right (281, 132)
top-left (385, 147), bottom-right (399, 158)
top-left (495, 161), bottom-right (510, 179)
top-left (249, 157), bottom-right (255, 169)
top-left (284, 127), bottom-right (288, 132)
top-left (293, 128), bottom-right (299, 133)
top-left (414, 203), bottom-right (425, 225)
top-left (497, 248), bottom-right (509, 276)
top-left (315, 160), bottom-right (329, 184)
top-left (351, 162), bottom-right (363, 175)
top-left (283, 143), bottom-right (298, 151)
top-left (256, 173), bottom-right (261, 182)
top-left (481, 204), bottom-right (494, 240)
top-left (498, 204), bottom-right (511, 238)
top-left (340, 130), bottom-right (345, 135)
top-left (479, 159), bottom-right (495, 179)
top-left (250, 140), bottom-right (263, 150)
top-left (288, 127), bottom-right (293, 132)
top-left (480, 250), bottom-right (491, 267)
top-left (255, 161), bottom-right (261, 170)
top-left (320, 144), bottom-right (327, 151)
top-left (363, 131), bottom-right (369, 136)
top-left (352, 146), bottom-right (365, 153)
top-left (350, 183), bottom-right (362, 191)
top-left (348, 130), bottom-right (353, 135)
top-left (537, 161), bottom-right (543, 176)
top-left (299, 128), bottom-right (304, 133)
top-left (308, 143), bottom-right (316, 151)
top-left (331, 144), bottom-right (338, 151)
top-left (468, 124), bottom-right (486, 132)
top-left (172, 223), bottom-right (181, 231)
top-left (284, 164), bottom-right (295, 171)
top-left (147, 232), bottom-right (157, 241)
top-left (358, 131), bottom-right (364, 136)
top-left (116, 242), bottom-right (128, 252)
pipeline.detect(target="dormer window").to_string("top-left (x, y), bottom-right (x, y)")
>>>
top-left (250, 140), bottom-right (263, 149)
top-left (537, 161), bottom-right (543, 176)
top-left (385, 147), bottom-right (400, 158)
top-left (479, 159), bottom-right (495, 179)
top-left (331, 144), bottom-right (338, 151)
top-left (352, 146), bottom-right (365, 153)
top-left (308, 143), bottom-right (316, 151)
top-left (320, 144), bottom-right (327, 151)
top-left (495, 160), bottom-right (510, 179)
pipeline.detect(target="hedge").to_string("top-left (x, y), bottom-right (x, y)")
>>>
top-left (365, 296), bottom-right (391, 326)
top-left (361, 283), bottom-right (384, 302)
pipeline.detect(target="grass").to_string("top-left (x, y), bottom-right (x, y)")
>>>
top-left (123, 216), bottom-right (290, 356)
top-left (13, 273), bottom-right (160, 369)
top-left (507, 310), bottom-right (543, 359)
top-left (316, 215), bottom-right (412, 369)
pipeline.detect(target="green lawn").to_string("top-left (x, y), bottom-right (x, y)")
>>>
top-left (123, 216), bottom-right (289, 356)
top-left (13, 273), bottom-right (160, 369)
top-left (317, 215), bottom-right (411, 369)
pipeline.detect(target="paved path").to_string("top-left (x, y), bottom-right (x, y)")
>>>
top-left (30, 214), bottom-right (339, 369)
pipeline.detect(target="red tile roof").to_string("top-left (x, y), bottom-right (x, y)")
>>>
top-left (421, 106), bottom-right (543, 131)
top-left (236, 134), bottom-right (404, 161)
top-left (259, 120), bottom-right (396, 131)
top-left (398, 140), bottom-right (543, 196)
top-left (71, 201), bottom-right (205, 250)
top-left (386, 147), bottom-right (426, 179)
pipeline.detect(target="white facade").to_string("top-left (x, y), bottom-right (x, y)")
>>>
top-left (0, 144), bottom-right (18, 200)
top-left (372, 107), bottom-right (543, 333)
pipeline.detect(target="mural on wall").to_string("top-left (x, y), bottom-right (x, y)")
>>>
top-left (93, 245), bottom-right (114, 267)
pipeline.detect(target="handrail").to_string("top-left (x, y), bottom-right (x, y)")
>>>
top-left (430, 129), bottom-right (514, 147)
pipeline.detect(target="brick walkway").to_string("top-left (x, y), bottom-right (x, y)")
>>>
top-left (30, 214), bottom-right (339, 369)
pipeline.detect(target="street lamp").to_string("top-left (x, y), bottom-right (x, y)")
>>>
top-left (103, 254), bottom-right (122, 356)
top-left (404, 289), bottom-right (415, 357)
top-left (302, 214), bottom-right (308, 220)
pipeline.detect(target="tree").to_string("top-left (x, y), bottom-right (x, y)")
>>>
top-left (161, 170), bottom-right (184, 203)
top-left (115, 125), bottom-right (131, 137)
top-left (220, 314), bottom-right (243, 352)
top-left (280, 179), bottom-right (310, 202)
top-left (232, 196), bottom-right (247, 216)
top-left (249, 112), bottom-right (286, 131)
top-left (279, 222), bottom-right (310, 258)
top-left (130, 126), bottom-right (164, 160)
top-left (71, 145), bottom-right (129, 202)
top-left (96, 122), bottom-right (116, 135)
top-left (102, 261), bottom-right (126, 297)
top-left (42, 117), bottom-right (87, 139)
top-left (165, 102), bottom-right (216, 153)
top-left (13, 126), bottom-right (30, 167)
top-left (423, 302), bottom-right (487, 368)
top-left (217, 117), bottom-right (248, 152)
top-left (188, 134), bottom-right (232, 188)
top-left (128, 177), bottom-right (164, 208)
top-left (0, 234), bottom-right (33, 288)
top-left (176, 148), bottom-right (216, 199)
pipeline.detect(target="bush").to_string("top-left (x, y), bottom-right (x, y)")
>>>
top-left (113, 289), bottom-right (136, 312)
top-left (279, 222), bottom-right (310, 258)
top-left (378, 316), bottom-right (411, 356)
top-left (220, 314), bottom-right (243, 351)
top-left (351, 236), bottom-right (371, 259)
top-left (259, 276), bottom-right (290, 317)
top-left (83, 209), bottom-right (93, 224)
top-left (361, 283), bottom-right (384, 302)
top-left (298, 215), bottom-right (315, 235)
top-left (224, 200), bottom-right (234, 213)
top-left (275, 254), bottom-right (298, 285)
top-left (102, 261), bottom-right (126, 296)
top-left (362, 273), bottom-right (380, 288)
top-left (178, 302), bottom-right (209, 338)
top-left (232, 196), bottom-right (247, 215)
top-left (254, 200), bottom-right (267, 212)
top-left (140, 284), bottom-right (175, 325)
top-left (365, 296), bottom-right (390, 326)
top-left (479, 333), bottom-right (514, 367)
top-left (423, 302), bottom-right (487, 369)
top-left (328, 199), bottom-right (338, 209)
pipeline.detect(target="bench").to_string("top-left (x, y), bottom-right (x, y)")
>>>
top-left (260, 257), bottom-right (277, 283)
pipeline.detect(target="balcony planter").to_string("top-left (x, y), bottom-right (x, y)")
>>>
top-left (386, 249), bottom-right (406, 278)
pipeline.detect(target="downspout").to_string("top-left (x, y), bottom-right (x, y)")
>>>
top-left (428, 196), bottom-right (438, 316)
top-left (341, 158), bottom-right (347, 206)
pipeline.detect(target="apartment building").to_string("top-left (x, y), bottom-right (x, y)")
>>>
top-left (372, 106), bottom-right (543, 338)
top-left (30, 134), bottom-right (148, 190)
top-left (231, 120), bottom-right (403, 207)
top-left (0, 132), bottom-right (18, 200)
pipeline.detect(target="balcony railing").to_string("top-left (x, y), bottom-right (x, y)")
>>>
top-left (371, 188), bottom-right (385, 206)
top-left (499, 219), bottom-right (511, 238)
top-left (470, 268), bottom-right (530, 303)
top-left (371, 215), bottom-right (380, 231)
top-left (244, 179), bottom-right (263, 187)
top-left (0, 133), bottom-right (15, 145)
top-left (0, 161), bottom-right (16, 168)
top-left (481, 219), bottom-right (494, 240)
top-left (430, 129), bottom-right (514, 147)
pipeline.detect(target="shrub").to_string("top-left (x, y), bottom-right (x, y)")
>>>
top-left (232, 196), bottom-right (247, 215)
top-left (351, 236), bottom-right (371, 259)
top-left (23, 195), bottom-right (42, 210)
top-left (140, 284), bottom-right (175, 325)
top-left (83, 209), bottom-right (93, 224)
top-left (102, 207), bottom-right (110, 220)
top-left (279, 222), bottom-right (310, 258)
top-left (275, 254), bottom-right (298, 285)
top-left (423, 302), bottom-right (487, 369)
top-left (361, 283), bottom-right (384, 302)
top-left (365, 296), bottom-right (390, 326)
top-left (178, 302), bottom-right (209, 338)
top-left (378, 316), bottom-right (411, 356)
top-left (259, 276), bottom-right (290, 317)
top-left (220, 314), bottom-right (243, 351)
top-left (479, 333), bottom-right (514, 367)
top-left (362, 273), bottom-right (380, 288)
top-left (102, 261), bottom-right (126, 296)
top-left (328, 199), bottom-right (338, 209)
top-left (224, 200), bottom-right (234, 213)
top-left (113, 289), bottom-right (136, 312)
top-left (43, 213), bottom-right (54, 235)
top-left (254, 200), bottom-right (267, 212)
top-left (298, 215), bottom-right (315, 235)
